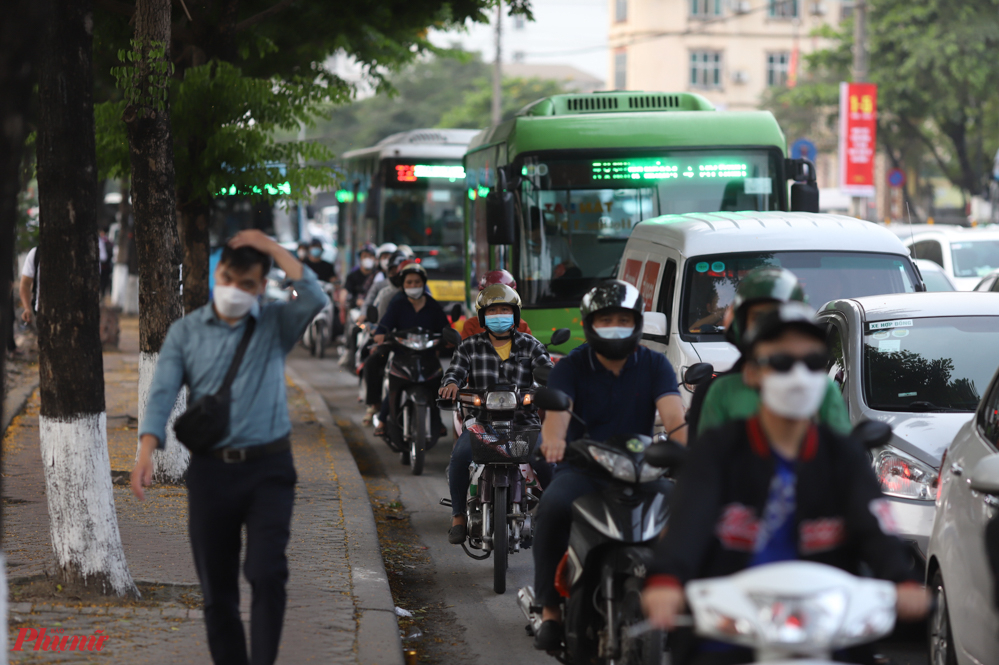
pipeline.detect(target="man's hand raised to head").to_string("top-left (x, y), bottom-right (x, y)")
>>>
top-left (230, 230), bottom-right (303, 281)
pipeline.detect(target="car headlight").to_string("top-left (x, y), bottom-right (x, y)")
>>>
top-left (871, 446), bottom-right (938, 500)
top-left (638, 462), bottom-right (665, 482)
top-left (588, 445), bottom-right (636, 483)
top-left (485, 391), bottom-right (518, 410)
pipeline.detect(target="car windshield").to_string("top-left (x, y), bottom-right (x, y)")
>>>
top-left (682, 251), bottom-right (919, 336)
top-left (921, 269), bottom-right (954, 292)
top-left (950, 240), bottom-right (999, 278)
top-left (515, 149), bottom-right (781, 307)
top-left (863, 316), bottom-right (999, 412)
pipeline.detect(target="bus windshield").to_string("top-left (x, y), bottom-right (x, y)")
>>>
top-left (681, 251), bottom-right (919, 338)
top-left (514, 149), bottom-right (781, 307)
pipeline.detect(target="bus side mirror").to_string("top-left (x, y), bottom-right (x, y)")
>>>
top-left (791, 181), bottom-right (819, 213)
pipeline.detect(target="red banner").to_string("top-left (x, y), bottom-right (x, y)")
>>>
top-left (622, 258), bottom-right (642, 287)
top-left (838, 82), bottom-right (877, 197)
top-left (639, 262), bottom-right (661, 311)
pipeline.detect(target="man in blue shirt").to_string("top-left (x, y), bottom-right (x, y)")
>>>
top-left (532, 280), bottom-right (687, 651)
top-left (132, 230), bottom-right (325, 665)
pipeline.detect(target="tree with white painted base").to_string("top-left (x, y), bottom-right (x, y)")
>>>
top-left (122, 0), bottom-right (188, 482)
top-left (36, 0), bottom-right (137, 597)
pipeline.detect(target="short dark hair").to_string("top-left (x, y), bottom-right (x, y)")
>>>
top-left (219, 243), bottom-right (272, 277)
top-left (309, 238), bottom-right (323, 248)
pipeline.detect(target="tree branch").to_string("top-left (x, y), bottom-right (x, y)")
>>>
top-left (234, 0), bottom-right (296, 33)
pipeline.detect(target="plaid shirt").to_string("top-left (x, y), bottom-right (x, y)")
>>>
top-left (444, 331), bottom-right (553, 427)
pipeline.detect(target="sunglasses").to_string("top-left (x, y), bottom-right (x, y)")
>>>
top-left (753, 352), bottom-right (829, 373)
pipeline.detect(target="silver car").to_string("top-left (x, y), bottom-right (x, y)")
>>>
top-left (928, 362), bottom-right (999, 665)
top-left (818, 292), bottom-right (999, 566)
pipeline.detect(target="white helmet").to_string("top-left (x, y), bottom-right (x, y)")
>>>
top-left (377, 242), bottom-right (398, 256)
top-left (397, 244), bottom-right (415, 258)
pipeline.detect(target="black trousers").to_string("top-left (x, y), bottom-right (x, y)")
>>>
top-left (364, 344), bottom-right (390, 406)
top-left (187, 449), bottom-right (297, 665)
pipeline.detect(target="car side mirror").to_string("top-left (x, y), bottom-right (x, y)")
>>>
top-left (533, 386), bottom-right (570, 411)
top-left (642, 311), bottom-right (667, 337)
top-left (970, 454), bottom-right (999, 495)
top-left (549, 328), bottom-right (571, 347)
top-left (851, 420), bottom-right (893, 450)
top-left (683, 362), bottom-right (714, 386)
top-left (442, 326), bottom-right (463, 347)
top-left (645, 439), bottom-right (687, 470)
top-left (365, 305), bottom-right (379, 323)
top-left (533, 365), bottom-right (552, 386)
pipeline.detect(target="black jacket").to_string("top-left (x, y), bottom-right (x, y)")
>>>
top-left (649, 417), bottom-right (913, 585)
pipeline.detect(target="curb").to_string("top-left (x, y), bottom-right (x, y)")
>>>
top-left (2, 377), bottom-right (39, 436)
top-left (285, 366), bottom-right (404, 665)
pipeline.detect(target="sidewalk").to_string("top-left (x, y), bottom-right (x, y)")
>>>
top-left (2, 318), bottom-right (401, 664)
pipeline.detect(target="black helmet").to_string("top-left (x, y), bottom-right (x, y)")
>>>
top-left (725, 267), bottom-right (807, 349)
top-left (580, 280), bottom-right (644, 360)
top-left (387, 251), bottom-right (409, 287)
top-left (475, 283), bottom-right (522, 331)
top-left (742, 301), bottom-right (826, 353)
top-left (357, 242), bottom-right (377, 259)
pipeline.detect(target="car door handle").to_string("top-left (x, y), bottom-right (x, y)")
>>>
top-left (951, 463), bottom-right (964, 476)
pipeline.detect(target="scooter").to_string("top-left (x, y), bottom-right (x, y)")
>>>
top-left (519, 386), bottom-right (686, 665)
top-left (302, 282), bottom-right (338, 359)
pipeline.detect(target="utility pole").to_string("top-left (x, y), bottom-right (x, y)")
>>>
top-left (851, 0), bottom-right (868, 219)
top-left (491, 1), bottom-right (502, 126)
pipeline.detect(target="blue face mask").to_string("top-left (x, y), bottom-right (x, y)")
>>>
top-left (485, 314), bottom-right (515, 334)
top-left (310, 247), bottom-right (322, 257)
top-left (594, 326), bottom-right (634, 340)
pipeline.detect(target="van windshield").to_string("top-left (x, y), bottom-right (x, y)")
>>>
top-left (681, 251), bottom-right (919, 337)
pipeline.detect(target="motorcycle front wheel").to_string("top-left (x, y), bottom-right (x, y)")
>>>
top-left (316, 320), bottom-right (327, 359)
top-left (493, 485), bottom-right (508, 594)
top-left (409, 405), bottom-right (427, 476)
top-left (620, 577), bottom-right (665, 665)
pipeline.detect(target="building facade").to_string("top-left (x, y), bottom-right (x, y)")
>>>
top-left (608, 0), bottom-right (846, 111)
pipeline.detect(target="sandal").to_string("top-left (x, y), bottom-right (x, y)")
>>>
top-left (373, 424), bottom-right (385, 437)
top-left (362, 405), bottom-right (377, 426)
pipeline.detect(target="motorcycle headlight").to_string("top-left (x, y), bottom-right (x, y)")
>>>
top-left (587, 446), bottom-right (636, 483)
top-left (748, 589), bottom-right (847, 647)
top-left (638, 463), bottom-right (665, 483)
top-left (400, 334), bottom-right (433, 350)
top-left (485, 391), bottom-right (518, 410)
top-left (871, 446), bottom-right (937, 500)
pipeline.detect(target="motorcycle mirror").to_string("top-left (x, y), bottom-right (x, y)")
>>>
top-left (533, 365), bottom-right (552, 386)
top-left (449, 303), bottom-right (463, 322)
top-left (683, 362), bottom-right (714, 386)
top-left (533, 387), bottom-right (570, 412)
top-left (441, 326), bottom-right (463, 347)
top-left (549, 328), bottom-right (571, 347)
top-left (436, 398), bottom-right (456, 411)
top-left (645, 440), bottom-right (687, 470)
top-left (365, 305), bottom-right (379, 323)
top-left (850, 420), bottom-right (893, 450)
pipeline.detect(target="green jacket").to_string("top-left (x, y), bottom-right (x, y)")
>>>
top-left (697, 373), bottom-right (851, 436)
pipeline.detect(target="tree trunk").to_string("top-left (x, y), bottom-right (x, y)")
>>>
top-left (125, 0), bottom-right (189, 482)
top-left (178, 197), bottom-right (211, 314)
top-left (1, 0), bottom-right (52, 644)
top-left (36, 0), bottom-right (137, 597)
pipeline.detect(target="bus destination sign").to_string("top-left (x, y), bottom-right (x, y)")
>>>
top-left (590, 159), bottom-right (748, 182)
top-left (393, 164), bottom-right (465, 183)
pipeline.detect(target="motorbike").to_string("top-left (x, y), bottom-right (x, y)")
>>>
top-left (519, 386), bottom-right (686, 665)
top-left (373, 311), bottom-right (447, 476)
top-left (438, 327), bottom-right (571, 595)
top-left (302, 281), bottom-right (338, 359)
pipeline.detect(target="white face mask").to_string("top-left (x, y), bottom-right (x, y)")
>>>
top-left (214, 284), bottom-right (258, 319)
top-left (760, 363), bottom-right (827, 420)
top-left (404, 286), bottom-right (424, 300)
top-left (360, 257), bottom-right (375, 270)
top-left (380, 257), bottom-right (390, 271)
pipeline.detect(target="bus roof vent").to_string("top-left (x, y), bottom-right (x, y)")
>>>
top-left (405, 131), bottom-right (450, 144)
top-left (516, 92), bottom-right (716, 117)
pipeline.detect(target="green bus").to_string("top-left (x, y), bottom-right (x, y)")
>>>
top-left (338, 128), bottom-right (479, 303)
top-left (462, 91), bottom-right (817, 347)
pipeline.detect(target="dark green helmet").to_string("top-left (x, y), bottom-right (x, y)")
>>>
top-left (725, 267), bottom-right (807, 348)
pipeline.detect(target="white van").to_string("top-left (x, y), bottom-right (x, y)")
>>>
top-left (617, 211), bottom-right (922, 402)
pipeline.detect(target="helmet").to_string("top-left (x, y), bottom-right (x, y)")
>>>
top-left (742, 301), bottom-right (825, 353)
top-left (387, 251), bottom-right (409, 287)
top-left (725, 267), bottom-right (807, 348)
top-left (580, 280), bottom-right (644, 360)
top-left (398, 260), bottom-right (428, 284)
top-left (397, 244), bottom-right (415, 258)
top-left (377, 242), bottom-right (398, 256)
top-left (478, 269), bottom-right (517, 292)
top-left (475, 283), bottom-right (522, 331)
top-left (357, 242), bottom-right (377, 259)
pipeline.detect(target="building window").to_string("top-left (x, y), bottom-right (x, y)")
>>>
top-left (614, 50), bottom-right (627, 89)
top-left (512, 50), bottom-right (525, 62)
top-left (840, 0), bottom-right (854, 20)
top-left (690, 51), bottom-right (722, 88)
top-left (769, 0), bottom-right (798, 18)
top-left (766, 52), bottom-right (790, 86)
top-left (690, 0), bottom-right (722, 16)
top-left (615, 0), bottom-right (628, 22)
top-left (513, 14), bottom-right (526, 29)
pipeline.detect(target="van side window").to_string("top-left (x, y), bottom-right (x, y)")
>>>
top-left (912, 240), bottom-right (944, 267)
top-left (979, 377), bottom-right (999, 449)
top-left (656, 259), bottom-right (677, 338)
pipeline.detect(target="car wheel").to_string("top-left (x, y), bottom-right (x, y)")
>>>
top-left (929, 570), bottom-right (958, 665)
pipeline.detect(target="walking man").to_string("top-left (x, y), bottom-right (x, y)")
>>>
top-left (132, 230), bottom-right (325, 665)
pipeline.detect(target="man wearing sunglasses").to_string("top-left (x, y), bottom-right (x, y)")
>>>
top-left (641, 302), bottom-right (928, 664)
